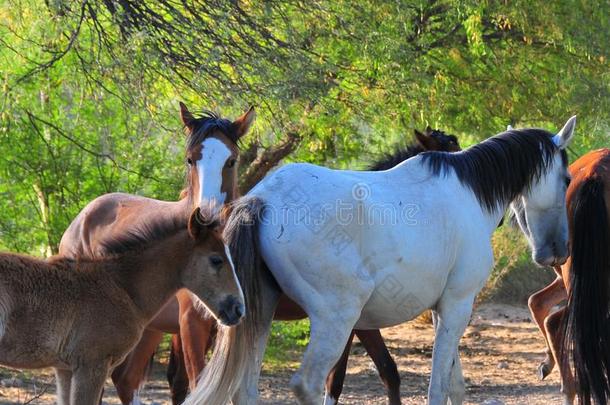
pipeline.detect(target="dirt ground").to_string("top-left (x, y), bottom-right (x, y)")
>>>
top-left (0, 304), bottom-right (564, 404)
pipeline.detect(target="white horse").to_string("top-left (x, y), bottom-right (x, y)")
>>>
top-left (186, 117), bottom-right (577, 405)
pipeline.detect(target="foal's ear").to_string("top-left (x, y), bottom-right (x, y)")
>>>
top-left (232, 107), bottom-right (256, 140)
top-left (179, 102), bottom-right (196, 131)
top-left (188, 208), bottom-right (208, 240)
top-left (414, 128), bottom-right (439, 151)
top-left (552, 115), bottom-right (577, 150)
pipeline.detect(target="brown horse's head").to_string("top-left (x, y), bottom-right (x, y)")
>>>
top-left (180, 102), bottom-right (255, 212)
top-left (183, 207), bottom-right (245, 326)
top-left (414, 126), bottom-right (461, 152)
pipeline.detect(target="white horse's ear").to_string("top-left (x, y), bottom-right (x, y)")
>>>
top-left (506, 124), bottom-right (514, 131)
top-left (552, 115), bottom-right (577, 149)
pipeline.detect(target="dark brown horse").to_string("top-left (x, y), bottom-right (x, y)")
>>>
top-left (527, 148), bottom-right (610, 405)
top-left (0, 207), bottom-right (243, 405)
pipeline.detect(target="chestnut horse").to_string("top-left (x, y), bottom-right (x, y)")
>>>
top-left (527, 149), bottom-right (610, 405)
top-left (58, 103), bottom-right (255, 403)
top-left (0, 207), bottom-right (243, 405)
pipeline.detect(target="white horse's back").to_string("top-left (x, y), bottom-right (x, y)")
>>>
top-left (251, 159), bottom-right (491, 328)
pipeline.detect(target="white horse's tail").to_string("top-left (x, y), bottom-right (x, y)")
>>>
top-left (185, 196), bottom-right (266, 405)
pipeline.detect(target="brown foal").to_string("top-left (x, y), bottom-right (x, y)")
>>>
top-left (0, 207), bottom-right (243, 405)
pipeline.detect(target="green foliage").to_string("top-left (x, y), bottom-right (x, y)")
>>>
top-left (264, 320), bottom-right (310, 370)
top-left (0, 0), bottom-right (608, 258)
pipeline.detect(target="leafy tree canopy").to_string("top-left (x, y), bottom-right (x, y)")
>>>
top-left (0, 0), bottom-right (608, 254)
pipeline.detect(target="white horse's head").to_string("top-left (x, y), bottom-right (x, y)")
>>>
top-left (510, 116), bottom-right (576, 266)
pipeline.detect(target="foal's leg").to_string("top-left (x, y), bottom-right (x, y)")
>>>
top-left (356, 329), bottom-right (401, 405)
top-left (527, 275), bottom-right (567, 379)
top-left (111, 329), bottom-right (163, 404)
top-left (71, 365), bottom-right (109, 405)
top-left (545, 307), bottom-right (576, 405)
top-left (54, 368), bottom-right (72, 405)
top-left (324, 330), bottom-right (355, 405)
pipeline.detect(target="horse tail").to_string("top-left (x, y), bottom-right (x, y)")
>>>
top-left (563, 175), bottom-right (610, 405)
top-left (184, 196), bottom-right (265, 405)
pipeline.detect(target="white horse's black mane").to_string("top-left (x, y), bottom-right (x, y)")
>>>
top-left (422, 129), bottom-right (568, 213)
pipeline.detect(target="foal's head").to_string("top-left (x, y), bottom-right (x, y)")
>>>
top-left (180, 103), bottom-right (255, 212)
top-left (184, 207), bottom-right (245, 326)
top-left (510, 116), bottom-right (577, 266)
top-left (414, 126), bottom-right (461, 152)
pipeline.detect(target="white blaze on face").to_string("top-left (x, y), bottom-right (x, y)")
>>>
top-left (196, 137), bottom-right (232, 210)
top-left (225, 243), bottom-right (245, 304)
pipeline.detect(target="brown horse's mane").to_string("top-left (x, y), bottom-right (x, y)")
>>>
top-left (185, 110), bottom-right (239, 149)
top-left (100, 206), bottom-right (223, 257)
top-left (100, 214), bottom-right (188, 256)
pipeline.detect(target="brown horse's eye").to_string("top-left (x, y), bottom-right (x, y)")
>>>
top-left (227, 158), bottom-right (237, 168)
top-left (186, 158), bottom-right (193, 166)
top-left (209, 255), bottom-right (223, 267)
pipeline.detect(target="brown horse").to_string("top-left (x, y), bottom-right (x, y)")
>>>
top-left (168, 127), bottom-right (460, 405)
top-left (527, 148), bottom-right (610, 405)
top-left (58, 103), bottom-right (255, 403)
top-left (0, 207), bottom-right (243, 405)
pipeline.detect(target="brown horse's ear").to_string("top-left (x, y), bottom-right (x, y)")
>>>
top-left (425, 125), bottom-right (433, 134)
top-left (414, 129), bottom-right (440, 151)
top-left (180, 102), bottom-right (196, 131)
top-left (232, 107), bottom-right (256, 140)
top-left (188, 208), bottom-right (208, 240)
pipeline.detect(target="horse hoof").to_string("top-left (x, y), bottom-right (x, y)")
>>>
top-left (537, 363), bottom-right (551, 380)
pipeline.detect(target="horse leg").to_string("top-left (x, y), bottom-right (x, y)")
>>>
top-left (431, 310), bottom-right (463, 405)
top-left (545, 307), bottom-right (576, 405)
top-left (527, 276), bottom-right (567, 379)
top-left (111, 329), bottom-right (164, 404)
top-left (70, 364), bottom-right (109, 405)
top-left (232, 271), bottom-right (282, 405)
top-left (291, 309), bottom-right (364, 405)
top-left (167, 334), bottom-right (189, 404)
top-left (356, 329), bottom-right (401, 405)
top-left (428, 296), bottom-right (474, 405)
top-left (177, 292), bottom-right (217, 390)
top-left (324, 330), bottom-right (355, 405)
top-left (55, 368), bottom-right (72, 405)
top-left (448, 353), bottom-right (465, 405)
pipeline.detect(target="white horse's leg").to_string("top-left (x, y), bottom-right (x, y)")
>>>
top-left (232, 272), bottom-right (281, 405)
top-left (448, 353), bottom-right (465, 405)
top-left (290, 309), bottom-right (363, 405)
top-left (427, 296), bottom-right (474, 405)
top-left (432, 309), bottom-right (465, 404)
top-left (54, 368), bottom-right (71, 405)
